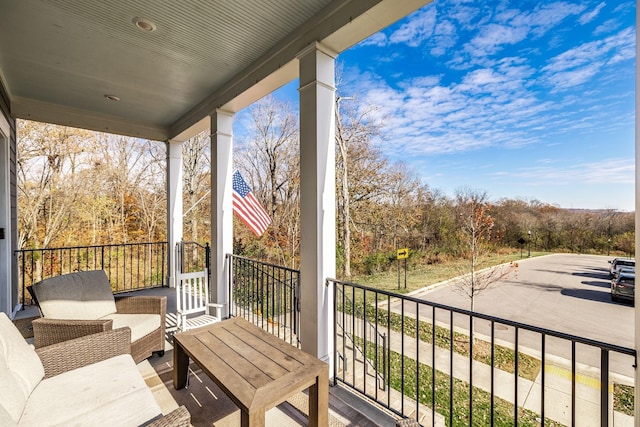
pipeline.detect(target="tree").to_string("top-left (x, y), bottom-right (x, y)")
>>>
top-left (17, 120), bottom-right (95, 250)
top-left (93, 134), bottom-right (164, 243)
top-left (236, 95), bottom-right (300, 267)
top-left (614, 231), bottom-right (635, 258)
top-left (132, 142), bottom-right (166, 243)
top-left (335, 94), bottom-right (384, 278)
top-left (182, 132), bottom-right (211, 244)
top-left (382, 162), bottom-right (427, 250)
top-left (452, 188), bottom-right (516, 312)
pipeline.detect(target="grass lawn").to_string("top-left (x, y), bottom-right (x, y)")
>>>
top-left (356, 337), bottom-right (563, 427)
top-left (352, 251), bottom-right (548, 295)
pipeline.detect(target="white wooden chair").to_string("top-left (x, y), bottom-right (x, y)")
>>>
top-left (175, 268), bottom-right (223, 333)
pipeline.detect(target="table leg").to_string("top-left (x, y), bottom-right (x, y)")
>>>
top-left (308, 369), bottom-right (329, 427)
top-left (241, 409), bottom-right (265, 427)
top-left (173, 341), bottom-right (189, 389)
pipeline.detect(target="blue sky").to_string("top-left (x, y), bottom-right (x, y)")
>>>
top-left (241, 0), bottom-right (636, 211)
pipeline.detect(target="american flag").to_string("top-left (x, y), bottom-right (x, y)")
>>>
top-left (232, 170), bottom-right (271, 236)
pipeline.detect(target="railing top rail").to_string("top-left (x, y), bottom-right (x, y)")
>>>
top-left (327, 277), bottom-right (637, 358)
top-left (16, 241), bottom-right (168, 253)
top-left (180, 241), bottom-right (209, 249)
top-left (226, 253), bottom-right (300, 275)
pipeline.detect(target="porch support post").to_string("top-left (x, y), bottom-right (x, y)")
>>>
top-left (210, 109), bottom-right (234, 317)
top-left (297, 42), bottom-right (336, 366)
top-left (634, 34), bottom-right (640, 421)
top-left (0, 113), bottom-right (13, 315)
top-left (166, 140), bottom-right (183, 288)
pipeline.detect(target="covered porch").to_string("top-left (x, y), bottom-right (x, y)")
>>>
top-left (1, 0), bottom-right (639, 425)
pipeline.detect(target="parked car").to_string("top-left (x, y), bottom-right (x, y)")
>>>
top-left (611, 271), bottom-right (635, 303)
top-left (608, 258), bottom-right (635, 278)
top-left (612, 266), bottom-right (635, 281)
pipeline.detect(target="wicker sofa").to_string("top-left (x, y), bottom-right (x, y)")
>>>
top-left (0, 312), bottom-right (189, 426)
top-left (29, 270), bottom-right (166, 363)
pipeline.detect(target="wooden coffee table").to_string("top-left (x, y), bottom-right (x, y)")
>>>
top-left (173, 317), bottom-right (328, 426)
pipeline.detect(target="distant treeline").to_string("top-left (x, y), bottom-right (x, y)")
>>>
top-left (336, 198), bottom-right (634, 276)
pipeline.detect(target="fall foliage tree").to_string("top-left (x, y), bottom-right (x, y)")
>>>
top-left (18, 120), bottom-right (166, 250)
top-left (452, 188), bottom-right (516, 312)
top-left (17, 121), bottom-right (95, 249)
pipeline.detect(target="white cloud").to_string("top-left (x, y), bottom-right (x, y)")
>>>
top-left (447, 4), bottom-right (482, 30)
top-left (430, 20), bottom-right (458, 56)
top-left (455, 2), bottom-right (585, 61)
top-left (358, 32), bottom-right (388, 47)
top-left (604, 27), bottom-right (635, 63)
top-left (594, 18), bottom-right (621, 35)
top-left (388, 8), bottom-right (437, 47)
top-left (579, 2), bottom-right (606, 25)
top-left (545, 62), bottom-right (602, 91)
top-left (543, 42), bottom-right (600, 74)
top-left (509, 158), bottom-right (634, 185)
top-left (522, 2), bottom-right (586, 36)
top-left (541, 27), bottom-right (634, 91)
top-left (466, 23), bottom-right (529, 56)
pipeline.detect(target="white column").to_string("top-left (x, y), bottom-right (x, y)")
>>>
top-left (0, 115), bottom-right (12, 315)
top-left (297, 42), bottom-right (336, 366)
top-left (634, 15), bottom-right (640, 418)
top-left (210, 110), bottom-right (234, 317)
top-left (166, 140), bottom-right (183, 288)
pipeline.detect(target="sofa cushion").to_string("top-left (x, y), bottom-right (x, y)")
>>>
top-left (100, 313), bottom-right (161, 342)
top-left (32, 270), bottom-right (117, 320)
top-left (19, 354), bottom-right (161, 427)
top-left (0, 313), bottom-right (44, 425)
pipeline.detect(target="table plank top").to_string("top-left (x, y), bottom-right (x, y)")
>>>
top-left (173, 316), bottom-right (328, 413)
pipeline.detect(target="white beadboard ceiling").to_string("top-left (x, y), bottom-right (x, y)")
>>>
top-left (0, 0), bottom-right (430, 141)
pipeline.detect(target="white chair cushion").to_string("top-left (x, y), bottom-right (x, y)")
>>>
top-left (0, 313), bottom-right (44, 425)
top-left (19, 354), bottom-right (161, 427)
top-left (33, 271), bottom-right (117, 320)
top-left (100, 313), bottom-right (161, 342)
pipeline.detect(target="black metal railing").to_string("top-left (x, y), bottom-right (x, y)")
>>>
top-left (227, 254), bottom-right (300, 347)
top-left (336, 285), bottom-right (387, 390)
top-left (175, 241), bottom-right (210, 274)
top-left (329, 278), bottom-right (637, 427)
top-left (16, 242), bottom-right (168, 306)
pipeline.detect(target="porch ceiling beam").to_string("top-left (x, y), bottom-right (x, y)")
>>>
top-left (10, 96), bottom-right (169, 142)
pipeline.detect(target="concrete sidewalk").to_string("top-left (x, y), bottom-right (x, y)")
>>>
top-left (341, 317), bottom-right (634, 426)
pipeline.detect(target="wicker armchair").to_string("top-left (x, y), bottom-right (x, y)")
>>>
top-left (1, 313), bottom-right (190, 427)
top-left (35, 329), bottom-right (189, 427)
top-left (30, 270), bottom-right (166, 363)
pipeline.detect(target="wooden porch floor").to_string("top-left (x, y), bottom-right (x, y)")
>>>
top-left (16, 286), bottom-right (396, 426)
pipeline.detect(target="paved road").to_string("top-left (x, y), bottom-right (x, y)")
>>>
top-left (386, 253), bottom-right (635, 377)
